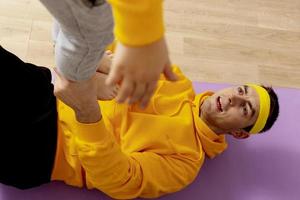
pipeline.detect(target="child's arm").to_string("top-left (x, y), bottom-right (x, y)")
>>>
top-left (106, 0), bottom-right (178, 108)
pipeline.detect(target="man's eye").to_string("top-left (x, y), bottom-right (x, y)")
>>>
top-left (238, 87), bottom-right (244, 95)
top-left (243, 107), bottom-right (248, 116)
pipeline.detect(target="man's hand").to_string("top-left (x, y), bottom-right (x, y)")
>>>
top-left (106, 37), bottom-right (177, 108)
top-left (53, 68), bottom-right (101, 123)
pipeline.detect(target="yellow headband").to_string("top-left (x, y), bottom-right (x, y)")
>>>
top-left (247, 84), bottom-right (271, 134)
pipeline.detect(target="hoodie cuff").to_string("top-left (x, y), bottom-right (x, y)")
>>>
top-left (108, 0), bottom-right (164, 46)
top-left (74, 119), bottom-right (108, 143)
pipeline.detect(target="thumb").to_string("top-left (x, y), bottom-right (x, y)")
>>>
top-left (163, 62), bottom-right (178, 81)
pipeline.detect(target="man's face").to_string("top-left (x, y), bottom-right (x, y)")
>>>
top-left (201, 85), bottom-right (260, 132)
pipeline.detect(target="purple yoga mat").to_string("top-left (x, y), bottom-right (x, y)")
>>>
top-left (1, 82), bottom-right (299, 200)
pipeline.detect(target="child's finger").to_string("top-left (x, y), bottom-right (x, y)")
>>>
top-left (163, 64), bottom-right (178, 82)
top-left (115, 78), bottom-right (134, 103)
top-left (106, 66), bottom-right (122, 86)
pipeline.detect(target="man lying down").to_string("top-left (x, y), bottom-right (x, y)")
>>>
top-left (0, 46), bottom-right (279, 199)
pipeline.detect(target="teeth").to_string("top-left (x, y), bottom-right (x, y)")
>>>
top-left (217, 97), bottom-right (223, 112)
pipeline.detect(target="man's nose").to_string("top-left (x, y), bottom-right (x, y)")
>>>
top-left (229, 95), bottom-right (244, 106)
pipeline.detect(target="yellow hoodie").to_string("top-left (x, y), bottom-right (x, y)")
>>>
top-left (107, 0), bottom-right (164, 46)
top-left (51, 66), bottom-right (228, 199)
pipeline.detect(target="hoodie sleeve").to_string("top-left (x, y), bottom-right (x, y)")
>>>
top-left (74, 121), bottom-right (200, 199)
top-left (107, 0), bottom-right (164, 46)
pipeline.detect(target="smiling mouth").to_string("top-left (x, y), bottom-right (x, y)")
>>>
top-left (217, 96), bottom-right (223, 112)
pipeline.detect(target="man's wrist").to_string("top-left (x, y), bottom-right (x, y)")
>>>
top-left (75, 104), bottom-right (101, 123)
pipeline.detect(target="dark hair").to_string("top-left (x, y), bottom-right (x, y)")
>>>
top-left (243, 85), bottom-right (279, 134)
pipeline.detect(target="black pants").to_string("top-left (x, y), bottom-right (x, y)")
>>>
top-left (0, 46), bottom-right (57, 189)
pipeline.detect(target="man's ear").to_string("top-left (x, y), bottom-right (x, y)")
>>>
top-left (229, 129), bottom-right (250, 139)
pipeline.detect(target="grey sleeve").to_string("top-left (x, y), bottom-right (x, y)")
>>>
top-left (40, 0), bottom-right (114, 81)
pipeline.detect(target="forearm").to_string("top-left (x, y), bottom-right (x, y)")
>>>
top-left (74, 104), bottom-right (102, 123)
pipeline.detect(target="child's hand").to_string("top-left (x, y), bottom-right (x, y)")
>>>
top-left (106, 37), bottom-right (178, 108)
